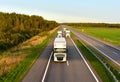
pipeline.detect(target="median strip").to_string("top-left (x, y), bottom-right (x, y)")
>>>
top-left (71, 32), bottom-right (115, 82)
top-left (70, 37), bottom-right (99, 82)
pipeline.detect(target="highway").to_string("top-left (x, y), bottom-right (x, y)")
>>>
top-left (68, 26), bottom-right (120, 67)
top-left (22, 32), bottom-right (101, 82)
top-left (22, 37), bottom-right (54, 82)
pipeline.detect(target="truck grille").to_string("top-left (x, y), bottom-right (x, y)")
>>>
top-left (57, 57), bottom-right (63, 60)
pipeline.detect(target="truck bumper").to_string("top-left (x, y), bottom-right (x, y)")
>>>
top-left (54, 53), bottom-right (67, 62)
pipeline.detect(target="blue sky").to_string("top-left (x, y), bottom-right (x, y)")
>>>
top-left (0, 0), bottom-right (120, 23)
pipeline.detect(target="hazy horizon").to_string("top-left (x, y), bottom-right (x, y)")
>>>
top-left (0, 0), bottom-right (120, 23)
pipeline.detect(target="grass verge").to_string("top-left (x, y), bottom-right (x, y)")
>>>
top-left (83, 40), bottom-right (120, 82)
top-left (0, 28), bottom-right (58, 82)
top-left (75, 40), bottom-right (115, 82)
top-left (71, 26), bottom-right (120, 81)
top-left (71, 32), bottom-right (115, 82)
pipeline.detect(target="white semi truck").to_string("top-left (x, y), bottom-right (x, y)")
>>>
top-left (63, 28), bottom-right (66, 32)
top-left (57, 31), bottom-right (62, 38)
top-left (65, 30), bottom-right (70, 37)
top-left (63, 28), bottom-right (66, 37)
top-left (53, 37), bottom-right (67, 62)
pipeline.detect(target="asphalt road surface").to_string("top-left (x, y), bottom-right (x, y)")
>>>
top-left (67, 26), bottom-right (120, 67)
top-left (22, 37), bottom-right (54, 82)
top-left (44, 37), bottom-right (100, 82)
top-left (22, 34), bottom-right (101, 82)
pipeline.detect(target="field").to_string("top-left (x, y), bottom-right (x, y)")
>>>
top-left (73, 26), bottom-right (120, 47)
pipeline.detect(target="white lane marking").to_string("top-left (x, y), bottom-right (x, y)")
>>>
top-left (70, 37), bottom-right (99, 82)
top-left (73, 31), bottom-right (120, 67)
top-left (72, 31), bottom-right (120, 66)
top-left (41, 51), bottom-right (53, 82)
top-left (113, 52), bottom-right (119, 55)
top-left (87, 40), bottom-right (120, 67)
top-left (67, 60), bottom-right (69, 66)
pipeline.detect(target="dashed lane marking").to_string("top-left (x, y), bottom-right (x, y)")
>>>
top-left (67, 60), bottom-right (69, 66)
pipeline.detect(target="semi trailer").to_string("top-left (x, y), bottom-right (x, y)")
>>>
top-left (53, 37), bottom-right (67, 62)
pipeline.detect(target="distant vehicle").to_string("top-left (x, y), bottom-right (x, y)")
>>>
top-left (62, 28), bottom-right (67, 36)
top-left (63, 28), bottom-right (66, 32)
top-left (65, 30), bottom-right (70, 37)
top-left (53, 37), bottom-right (67, 62)
top-left (57, 31), bottom-right (62, 38)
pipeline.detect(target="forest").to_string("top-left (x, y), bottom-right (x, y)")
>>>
top-left (63, 23), bottom-right (120, 28)
top-left (0, 12), bottom-right (58, 51)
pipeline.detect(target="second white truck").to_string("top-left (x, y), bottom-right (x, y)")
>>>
top-left (65, 30), bottom-right (70, 37)
top-left (57, 31), bottom-right (62, 38)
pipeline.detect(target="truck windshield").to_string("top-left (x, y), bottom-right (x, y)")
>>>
top-left (54, 48), bottom-right (66, 53)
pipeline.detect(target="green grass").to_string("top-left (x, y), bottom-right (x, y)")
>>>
top-left (0, 29), bottom-right (58, 82)
top-left (73, 26), bottom-right (120, 47)
top-left (85, 41), bottom-right (120, 82)
top-left (71, 26), bottom-right (120, 81)
top-left (74, 39), bottom-right (115, 82)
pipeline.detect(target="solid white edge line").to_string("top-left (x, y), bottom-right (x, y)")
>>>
top-left (71, 29), bottom-right (120, 67)
top-left (70, 37), bottom-right (99, 82)
top-left (113, 52), bottom-right (118, 55)
top-left (80, 39), bottom-right (118, 82)
top-left (81, 38), bottom-right (120, 67)
top-left (41, 51), bottom-right (53, 82)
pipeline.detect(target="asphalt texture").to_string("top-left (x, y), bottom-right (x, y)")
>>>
top-left (22, 33), bottom-right (100, 82)
top-left (22, 37), bottom-right (54, 82)
top-left (44, 37), bottom-right (99, 82)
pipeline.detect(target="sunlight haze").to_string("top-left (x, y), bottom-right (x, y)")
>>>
top-left (0, 0), bottom-right (120, 23)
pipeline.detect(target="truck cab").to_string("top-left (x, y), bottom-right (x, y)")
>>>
top-left (53, 37), bottom-right (67, 62)
top-left (54, 48), bottom-right (67, 62)
top-left (65, 30), bottom-right (70, 37)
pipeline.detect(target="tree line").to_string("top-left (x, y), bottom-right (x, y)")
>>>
top-left (63, 23), bottom-right (120, 28)
top-left (0, 12), bottom-right (58, 51)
